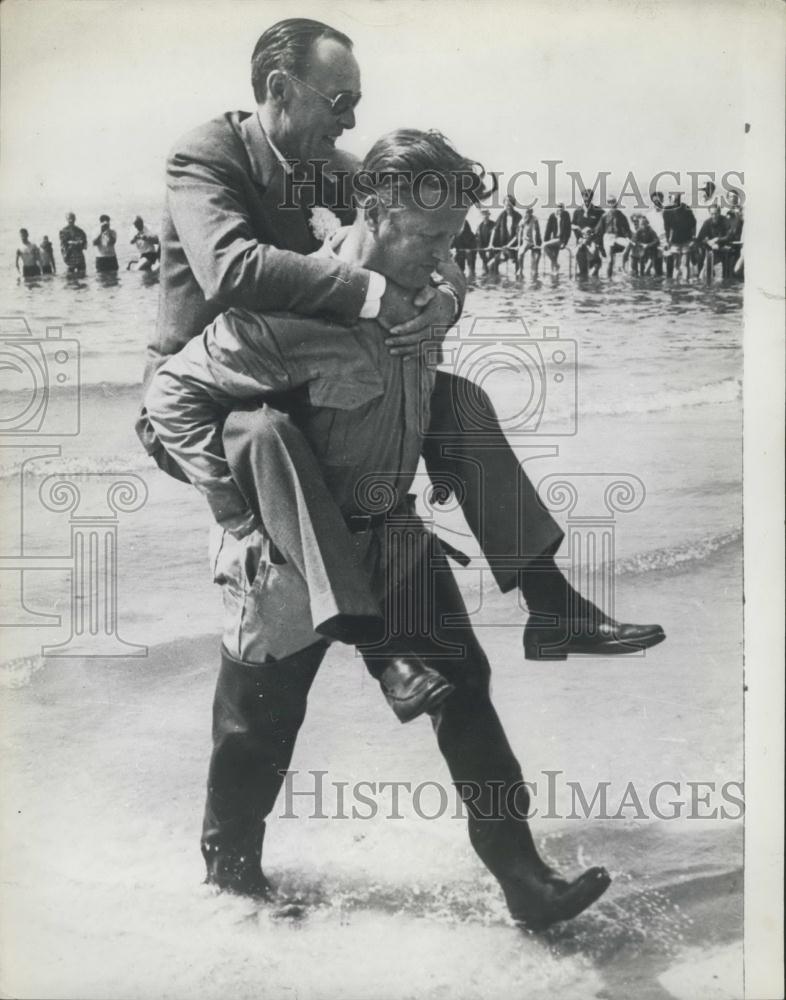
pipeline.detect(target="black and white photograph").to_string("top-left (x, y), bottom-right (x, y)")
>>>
top-left (0, 1), bottom-right (783, 997)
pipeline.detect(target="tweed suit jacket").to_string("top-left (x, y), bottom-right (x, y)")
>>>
top-left (138, 110), bottom-right (371, 459)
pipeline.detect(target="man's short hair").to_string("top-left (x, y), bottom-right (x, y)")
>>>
top-left (251, 18), bottom-right (353, 103)
top-left (99, 214), bottom-right (110, 222)
top-left (359, 129), bottom-right (495, 210)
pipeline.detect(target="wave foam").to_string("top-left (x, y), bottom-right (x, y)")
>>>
top-left (584, 378), bottom-right (741, 417)
top-left (0, 451), bottom-right (155, 481)
top-left (616, 529), bottom-right (741, 577)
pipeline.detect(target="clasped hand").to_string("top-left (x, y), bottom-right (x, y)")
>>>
top-left (376, 282), bottom-right (457, 359)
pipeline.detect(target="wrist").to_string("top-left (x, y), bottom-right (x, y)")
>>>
top-left (438, 284), bottom-right (462, 325)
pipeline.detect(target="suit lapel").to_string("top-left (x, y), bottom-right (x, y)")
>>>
top-left (238, 111), bottom-right (314, 254)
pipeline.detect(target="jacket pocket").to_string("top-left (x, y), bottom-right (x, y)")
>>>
top-left (307, 371), bottom-right (385, 466)
top-left (210, 526), bottom-right (269, 592)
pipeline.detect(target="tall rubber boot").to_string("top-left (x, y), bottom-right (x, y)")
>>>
top-left (201, 641), bottom-right (327, 896)
top-left (430, 683), bottom-right (611, 932)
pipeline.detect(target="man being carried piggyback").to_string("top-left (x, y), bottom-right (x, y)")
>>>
top-left (146, 127), bottom-right (614, 932)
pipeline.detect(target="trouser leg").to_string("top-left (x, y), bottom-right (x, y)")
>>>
top-left (425, 371), bottom-right (564, 594)
top-left (386, 544), bottom-right (551, 907)
top-left (201, 641), bottom-right (327, 886)
top-left (222, 407), bottom-right (383, 642)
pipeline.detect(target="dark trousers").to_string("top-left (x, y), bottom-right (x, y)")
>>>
top-left (423, 372), bottom-right (563, 589)
top-left (202, 540), bottom-right (546, 907)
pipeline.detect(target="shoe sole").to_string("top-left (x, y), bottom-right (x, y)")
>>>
top-left (524, 628), bottom-right (666, 661)
top-left (393, 680), bottom-right (456, 723)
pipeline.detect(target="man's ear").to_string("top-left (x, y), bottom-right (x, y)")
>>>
top-left (266, 70), bottom-right (289, 105)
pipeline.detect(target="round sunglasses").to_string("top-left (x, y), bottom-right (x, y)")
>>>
top-left (286, 73), bottom-right (362, 116)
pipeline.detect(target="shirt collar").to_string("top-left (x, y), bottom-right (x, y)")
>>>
top-left (257, 113), bottom-right (293, 174)
top-left (238, 111), bottom-right (292, 187)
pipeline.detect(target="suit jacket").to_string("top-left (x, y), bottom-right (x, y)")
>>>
top-left (149, 112), bottom-right (371, 373)
top-left (139, 112), bottom-right (376, 461)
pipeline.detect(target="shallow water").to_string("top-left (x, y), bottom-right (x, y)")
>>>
top-left (0, 209), bottom-right (743, 998)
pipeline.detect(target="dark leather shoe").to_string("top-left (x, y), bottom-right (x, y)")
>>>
top-left (506, 865), bottom-right (612, 932)
top-left (378, 655), bottom-right (455, 723)
top-left (524, 617), bottom-right (666, 660)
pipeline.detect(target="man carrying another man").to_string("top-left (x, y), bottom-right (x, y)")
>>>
top-left (138, 14), bottom-right (665, 921)
top-left (139, 18), bottom-right (662, 670)
top-left (147, 128), bottom-right (613, 932)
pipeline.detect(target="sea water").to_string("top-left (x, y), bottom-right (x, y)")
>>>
top-left (0, 206), bottom-right (743, 999)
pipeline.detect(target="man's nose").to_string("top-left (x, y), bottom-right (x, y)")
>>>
top-left (338, 106), bottom-right (356, 130)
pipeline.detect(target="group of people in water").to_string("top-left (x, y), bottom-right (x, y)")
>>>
top-left (16, 184), bottom-right (744, 287)
top-left (451, 182), bottom-right (745, 281)
top-left (15, 212), bottom-right (160, 279)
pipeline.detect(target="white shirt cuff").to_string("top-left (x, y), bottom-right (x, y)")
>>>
top-left (359, 270), bottom-right (386, 319)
